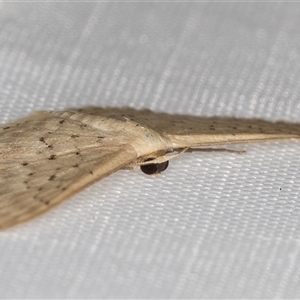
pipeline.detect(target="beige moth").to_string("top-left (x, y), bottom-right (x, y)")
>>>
top-left (0, 107), bottom-right (300, 229)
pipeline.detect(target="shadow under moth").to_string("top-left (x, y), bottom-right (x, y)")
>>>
top-left (1, 107), bottom-right (300, 229)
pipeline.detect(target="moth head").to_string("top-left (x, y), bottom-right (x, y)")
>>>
top-left (140, 158), bottom-right (169, 175)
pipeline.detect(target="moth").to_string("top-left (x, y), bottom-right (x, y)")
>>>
top-left (1, 106), bottom-right (300, 229)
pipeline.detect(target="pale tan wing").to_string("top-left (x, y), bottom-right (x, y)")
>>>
top-left (0, 111), bottom-right (138, 229)
top-left (76, 107), bottom-right (300, 148)
top-left (161, 116), bottom-right (300, 148)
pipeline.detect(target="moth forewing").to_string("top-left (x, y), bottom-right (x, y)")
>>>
top-left (167, 132), bottom-right (300, 149)
top-left (1, 107), bottom-right (300, 229)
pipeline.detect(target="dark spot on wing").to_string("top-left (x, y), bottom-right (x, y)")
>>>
top-left (3, 127), bottom-right (10, 130)
top-left (48, 145), bottom-right (53, 149)
top-left (28, 173), bottom-right (34, 176)
top-left (90, 171), bottom-right (93, 175)
top-left (73, 164), bottom-right (79, 168)
top-left (39, 137), bottom-right (45, 143)
top-left (49, 175), bottom-right (56, 181)
top-left (38, 187), bottom-right (43, 191)
top-left (71, 134), bottom-right (79, 138)
top-left (76, 151), bottom-right (81, 156)
top-left (49, 155), bottom-right (56, 160)
top-left (59, 120), bottom-right (65, 124)
top-left (21, 162), bottom-right (28, 166)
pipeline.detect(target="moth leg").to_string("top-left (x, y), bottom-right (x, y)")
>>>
top-left (122, 149), bottom-right (185, 170)
top-left (186, 148), bottom-right (246, 154)
top-left (139, 147), bottom-right (189, 166)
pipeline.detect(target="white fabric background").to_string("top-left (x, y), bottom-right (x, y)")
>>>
top-left (1, 2), bottom-right (300, 298)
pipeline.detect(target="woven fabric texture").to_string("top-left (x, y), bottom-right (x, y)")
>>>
top-left (0, 3), bottom-right (300, 298)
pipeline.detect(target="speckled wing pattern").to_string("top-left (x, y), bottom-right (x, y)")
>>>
top-left (1, 107), bottom-right (300, 229)
top-left (0, 111), bottom-right (140, 229)
top-left (77, 107), bottom-right (300, 148)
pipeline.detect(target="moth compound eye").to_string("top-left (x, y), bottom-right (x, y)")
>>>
top-left (140, 160), bottom-right (169, 175)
